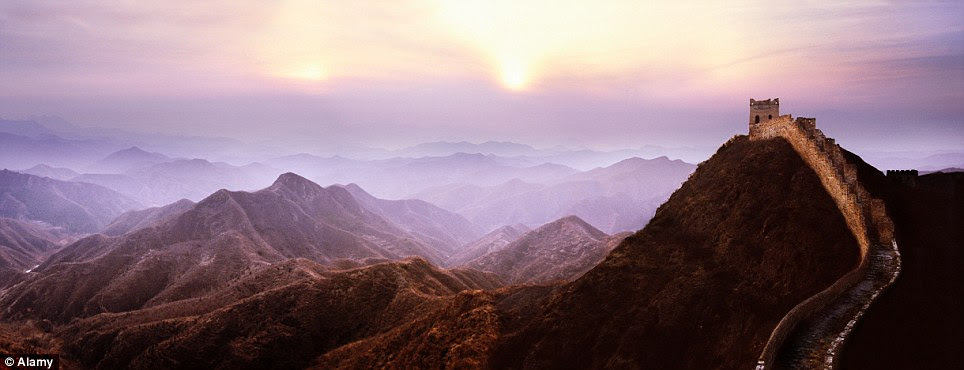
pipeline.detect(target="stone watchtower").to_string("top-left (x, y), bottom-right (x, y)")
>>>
top-left (749, 98), bottom-right (780, 127)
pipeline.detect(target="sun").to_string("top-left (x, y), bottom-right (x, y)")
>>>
top-left (500, 58), bottom-right (528, 91)
top-left (286, 63), bottom-right (327, 81)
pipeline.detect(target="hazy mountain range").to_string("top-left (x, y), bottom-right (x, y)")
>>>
top-left (0, 116), bottom-right (960, 368)
top-left (5, 117), bottom-right (961, 173)
top-left (0, 170), bottom-right (142, 233)
top-left (3, 117), bottom-right (698, 232)
top-left (415, 156), bottom-right (694, 233)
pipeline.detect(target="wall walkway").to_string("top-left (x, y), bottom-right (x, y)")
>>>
top-left (750, 115), bottom-right (901, 369)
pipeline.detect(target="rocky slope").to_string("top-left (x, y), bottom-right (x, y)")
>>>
top-left (0, 218), bottom-right (67, 287)
top-left (463, 216), bottom-right (628, 284)
top-left (57, 257), bottom-right (502, 369)
top-left (445, 224), bottom-right (530, 267)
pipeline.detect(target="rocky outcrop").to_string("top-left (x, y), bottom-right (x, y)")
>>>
top-left (751, 115), bottom-right (901, 369)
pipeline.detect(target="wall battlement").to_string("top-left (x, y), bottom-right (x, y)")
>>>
top-left (886, 170), bottom-right (919, 187)
top-left (750, 99), bottom-right (901, 369)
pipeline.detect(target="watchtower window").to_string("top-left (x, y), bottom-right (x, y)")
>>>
top-left (755, 115), bottom-right (760, 123)
top-left (768, 114), bottom-right (772, 119)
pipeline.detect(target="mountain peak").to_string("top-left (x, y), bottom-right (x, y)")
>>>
top-left (94, 146), bottom-right (170, 173)
top-left (338, 183), bottom-right (375, 201)
top-left (105, 146), bottom-right (166, 160)
top-left (272, 172), bottom-right (315, 188)
top-left (121, 146), bottom-right (148, 154)
top-left (541, 215), bottom-right (607, 240)
top-left (267, 172), bottom-right (332, 204)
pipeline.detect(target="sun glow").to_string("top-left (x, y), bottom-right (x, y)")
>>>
top-left (433, 1), bottom-right (751, 91)
top-left (279, 63), bottom-right (328, 81)
top-left (253, 0), bottom-right (754, 91)
top-left (257, 0), bottom-right (335, 83)
top-left (499, 55), bottom-right (529, 90)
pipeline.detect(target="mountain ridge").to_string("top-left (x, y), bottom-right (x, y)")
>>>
top-left (462, 215), bottom-right (625, 284)
top-left (0, 174), bottom-right (451, 323)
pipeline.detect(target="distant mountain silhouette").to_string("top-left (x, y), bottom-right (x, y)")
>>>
top-left (19, 164), bottom-right (80, 181)
top-left (263, 152), bottom-right (578, 199)
top-left (0, 118), bottom-right (58, 137)
top-left (351, 153), bottom-right (577, 198)
top-left (88, 146), bottom-right (171, 173)
top-left (73, 158), bottom-right (280, 206)
top-left (416, 156), bottom-right (695, 233)
top-left (392, 140), bottom-right (709, 169)
top-left (0, 170), bottom-right (142, 232)
top-left (462, 216), bottom-right (627, 284)
top-left (0, 132), bottom-right (123, 169)
top-left (397, 141), bottom-right (540, 157)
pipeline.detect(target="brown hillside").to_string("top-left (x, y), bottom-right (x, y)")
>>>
top-left (314, 284), bottom-right (556, 369)
top-left (58, 257), bottom-right (503, 369)
top-left (0, 218), bottom-right (65, 287)
top-left (446, 224), bottom-right (529, 267)
top-left (491, 136), bottom-right (861, 369)
top-left (463, 216), bottom-right (627, 284)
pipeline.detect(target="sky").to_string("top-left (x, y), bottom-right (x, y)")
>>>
top-left (0, 0), bottom-right (962, 154)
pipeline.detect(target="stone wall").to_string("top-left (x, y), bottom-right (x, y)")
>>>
top-left (750, 115), bottom-right (900, 369)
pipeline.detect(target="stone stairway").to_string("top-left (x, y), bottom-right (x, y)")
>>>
top-left (772, 241), bottom-right (900, 369)
top-left (751, 116), bottom-right (901, 369)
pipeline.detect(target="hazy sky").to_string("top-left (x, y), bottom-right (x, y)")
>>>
top-left (1, 0), bottom-right (961, 152)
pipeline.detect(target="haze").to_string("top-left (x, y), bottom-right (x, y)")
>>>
top-left (1, 0), bottom-right (962, 156)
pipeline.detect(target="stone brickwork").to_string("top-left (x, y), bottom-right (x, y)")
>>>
top-left (750, 98), bottom-right (780, 126)
top-left (748, 103), bottom-right (901, 369)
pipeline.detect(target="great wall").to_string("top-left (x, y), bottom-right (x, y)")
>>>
top-left (747, 99), bottom-right (902, 369)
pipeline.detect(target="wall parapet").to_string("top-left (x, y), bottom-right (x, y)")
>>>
top-left (751, 114), bottom-right (900, 369)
